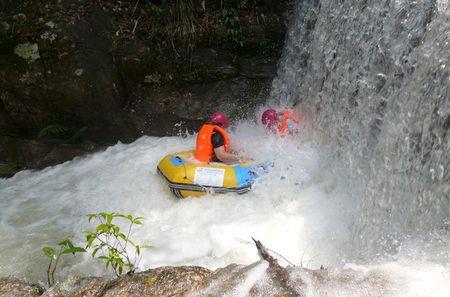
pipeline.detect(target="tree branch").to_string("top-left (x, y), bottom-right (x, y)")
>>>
top-left (252, 237), bottom-right (304, 297)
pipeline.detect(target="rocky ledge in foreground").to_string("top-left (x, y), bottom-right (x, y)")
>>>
top-left (0, 263), bottom-right (391, 297)
top-left (1, 241), bottom-right (391, 297)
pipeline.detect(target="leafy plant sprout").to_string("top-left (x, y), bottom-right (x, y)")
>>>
top-left (42, 239), bottom-right (86, 287)
top-left (83, 212), bottom-right (153, 277)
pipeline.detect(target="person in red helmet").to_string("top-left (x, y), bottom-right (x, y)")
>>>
top-left (261, 108), bottom-right (301, 136)
top-left (194, 112), bottom-right (244, 163)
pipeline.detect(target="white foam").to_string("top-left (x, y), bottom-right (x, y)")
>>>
top-left (0, 126), bottom-right (449, 297)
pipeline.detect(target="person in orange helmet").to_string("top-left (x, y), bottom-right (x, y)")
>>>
top-left (194, 112), bottom-right (245, 163)
top-left (261, 108), bottom-right (301, 136)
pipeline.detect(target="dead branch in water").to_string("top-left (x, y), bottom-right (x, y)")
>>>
top-left (252, 237), bottom-right (305, 297)
top-left (235, 237), bottom-right (297, 267)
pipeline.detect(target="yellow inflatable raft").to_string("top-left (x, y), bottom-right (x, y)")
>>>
top-left (157, 150), bottom-right (258, 198)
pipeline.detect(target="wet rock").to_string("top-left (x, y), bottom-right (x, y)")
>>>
top-left (239, 57), bottom-right (279, 79)
top-left (1, 262), bottom-right (391, 297)
top-left (13, 42), bottom-right (40, 63)
top-left (0, 0), bottom-right (287, 175)
top-left (198, 262), bottom-right (293, 296)
top-left (0, 277), bottom-right (44, 297)
top-left (42, 266), bottom-right (212, 297)
top-left (41, 276), bottom-right (105, 297)
top-left (0, 136), bottom-right (100, 178)
top-left (293, 267), bottom-right (391, 297)
top-left (99, 266), bottom-right (212, 297)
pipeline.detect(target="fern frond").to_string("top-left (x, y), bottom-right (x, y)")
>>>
top-left (66, 126), bottom-right (87, 144)
top-left (38, 124), bottom-right (67, 139)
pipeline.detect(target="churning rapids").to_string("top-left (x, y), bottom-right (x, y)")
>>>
top-left (2, 0), bottom-right (450, 296)
top-left (0, 124), bottom-right (449, 296)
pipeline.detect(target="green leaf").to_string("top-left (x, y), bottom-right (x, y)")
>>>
top-left (146, 277), bottom-right (156, 284)
top-left (42, 247), bottom-right (55, 258)
top-left (141, 245), bottom-right (156, 250)
top-left (106, 213), bottom-right (113, 224)
top-left (38, 124), bottom-right (67, 139)
top-left (136, 245), bottom-right (140, 256)
top-left (87, 214), bottom-right (97, 222)
top-left (86, 235), bottom-right (95, 247)
top-left (118, 265), bottom-right (123, 275)
top-left (113, 226), bottom-right (120, 236)
top-left (115, 214), bottom-right (133, 222)
top-left (66, 126), bottom-right (86, 144)
top-left (133, 217), bottom-right (143, 225)
top-left (62, 247), bottom-right (86, 255)
top-left (58, 239), bottom-right (74, 248)
top-left (92, 247), bottom-right (101, 258)
top-left (126, 239), bottom-right (137, 248)
top-left (96, 224), bottom-right (110, 233)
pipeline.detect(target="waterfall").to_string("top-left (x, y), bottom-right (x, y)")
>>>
top-left (271, 0), bottom-right (450, 259)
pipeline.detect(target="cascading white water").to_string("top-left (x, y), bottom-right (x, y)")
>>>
top-left (271, 0), bottom-right (450, 259)
top-left (0, 128), bottom-right (354, 283)
top-left (1, 0), bottom-right (450, 295)
top-left (1, 123), bottom-right (449, 296)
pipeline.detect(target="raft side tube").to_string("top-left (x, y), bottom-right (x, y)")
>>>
top-left (157, 150), bottom-right (256, 198)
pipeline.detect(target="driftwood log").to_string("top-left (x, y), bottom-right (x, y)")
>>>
top-left (252, 237), bottom-right (304, 297)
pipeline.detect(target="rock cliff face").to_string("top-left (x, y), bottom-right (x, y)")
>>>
top-left (0, 0), bottom-right (289, 177)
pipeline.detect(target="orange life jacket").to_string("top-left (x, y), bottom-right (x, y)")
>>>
top-left (278, 111), bottom-right (301, 135)
top-left (194, 124), bottom-right (231, 162)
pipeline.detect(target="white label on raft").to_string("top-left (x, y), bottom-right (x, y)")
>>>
top-left (194, 167), bottom-right (225, 187)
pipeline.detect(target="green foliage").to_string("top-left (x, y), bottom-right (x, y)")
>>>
top-left (65, 126), bottom-right (86, 144)
top-left (221, 1), bottom-right (244, 48)
top-left (38, 124), bottom-right (67, 139)
top-left (144, 72), bottom-right (163, 87)
top-left (164, 72), bottom-right (174, 82)
top-left (141, 0), bottom-right (199, 57)
top-left (181, 64), bottom-right (215, 82)
top-left (144, 72), bottom-right (174, 87)
top-left (137, 0), bottom-right (289, 56)
top-left (256, 12), bottom-right (267, 24)
top-left (42, 239), bottom-right (86, 287)
top-left (83, 212), bottom-right (154, 277)
top-left (0, 21), bottom-right (10, 43)
top-left (163, 0), bottom-right (198, 54)
top-left (147, 26), bottom-right (169, 44)
top-left (38, 124), bottom-right (86, 143)
top-left (258, 39), bottom-right (281, 56)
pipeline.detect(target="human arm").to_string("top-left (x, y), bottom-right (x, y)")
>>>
top-left (211, 132), bottom-right (247, 163)
top-left (213, 146), bottom-right (243, 163)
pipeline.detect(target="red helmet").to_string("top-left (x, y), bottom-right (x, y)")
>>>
top-left (209, 112), bottom-right (229, 128)
top-left (261, 109), bottom-right (278, 127)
